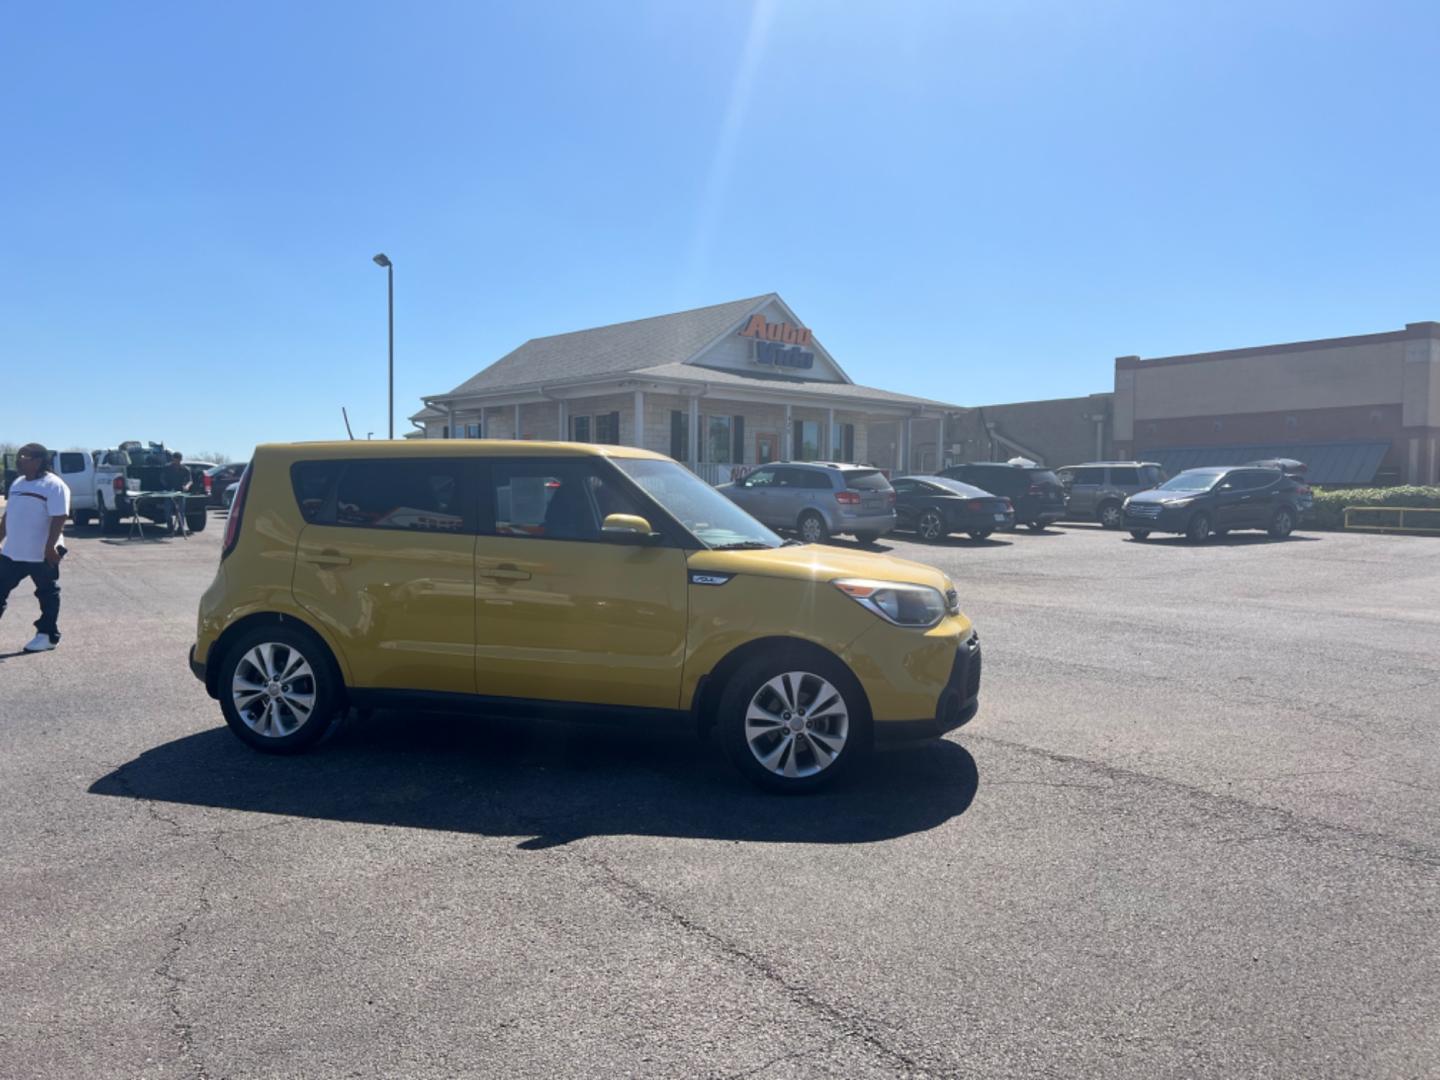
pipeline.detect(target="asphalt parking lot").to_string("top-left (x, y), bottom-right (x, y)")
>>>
top-left (2, 514), bottom-right (1438, 1078)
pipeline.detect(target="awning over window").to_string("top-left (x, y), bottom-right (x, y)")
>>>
top-left (1144, 441), bottom-right (1390, 486)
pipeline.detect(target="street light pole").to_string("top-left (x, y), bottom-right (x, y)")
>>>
top-left (372, 253), bottom-right (394, 439)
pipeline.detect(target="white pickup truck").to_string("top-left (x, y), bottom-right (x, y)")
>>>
top-left (91, 442), bottom-right (211, 533)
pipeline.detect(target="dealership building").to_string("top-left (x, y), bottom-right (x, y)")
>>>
top-left (410, 294), bottom-right (957, 481)
top-left (1113, 321), bottom-right (1440, 486)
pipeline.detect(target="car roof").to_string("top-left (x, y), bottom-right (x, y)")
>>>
top-left (1057, 461), bottom-right (1163, 469)
top-left (253, 440), bottom-right (671, 462)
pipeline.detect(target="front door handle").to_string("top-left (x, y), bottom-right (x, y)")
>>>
top-left (478, 564), bottom-right (531, 581)
top-left (305, 550), bottom-right (350, 567)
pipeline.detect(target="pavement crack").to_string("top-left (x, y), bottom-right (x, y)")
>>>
top-left (155, 871), bottom-right (215, 1080)
top-left (714, 1036), bottom-right (847, 1080)
top-left (575, 850), bottom-right (941, 1078)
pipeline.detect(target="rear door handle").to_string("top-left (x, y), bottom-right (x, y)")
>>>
top-left (305, 550), bottom-right (350, 567)
top-left (478, 564), bottom-right (531, 581)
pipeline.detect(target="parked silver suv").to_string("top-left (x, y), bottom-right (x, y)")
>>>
top-left (1057, 461), bottom-right (1165, 528)
top-left (719, 462), bottom-right (896, 544)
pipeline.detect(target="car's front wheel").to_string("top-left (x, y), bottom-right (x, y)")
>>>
top-left (797, 511), bottom-right (829, 545)
top-left (969, 529), bottom-right (993, 541)
top-left (917, 508), bottom-right (947, 541)
top-left (1025, 521), bottom-right (1048, 532)
top-left (218, 625), bottom-right (341, 753)
top-left (719, 653), bottom-right (869, 793)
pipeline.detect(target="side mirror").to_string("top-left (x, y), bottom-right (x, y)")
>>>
top-left (601, 513), bottom-right (660, 544)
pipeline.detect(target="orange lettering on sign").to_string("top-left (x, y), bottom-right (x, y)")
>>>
top-left (738, 315), bottom-right (813, 346)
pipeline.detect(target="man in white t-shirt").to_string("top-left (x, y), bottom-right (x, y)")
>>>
top-left (0, 443), bottom-right (71, 652)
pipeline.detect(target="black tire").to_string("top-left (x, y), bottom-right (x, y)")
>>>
top-left (1185, 512), bottom-right (1212, 543)
top-left (1214, 528), bottom-right (1230, 537)
top-left (1129, 530), bottom-right (1151, 540)
top-left (72, 510), bottom-right (95, 528)
top-left (1097, 502), bottom-right (1124, 529)
top-left (797, 511), bottom-right (829, 545)
top-left (969, 530), bottom-right (993, 541)
top-left (1025, 521), bottom-right (1048, 532)
top-left (100, 500), bottom-right (123, 534)
top-left (1268, 507), bottom-right (1295, 539)
top-left (916, 508), bottom-right (948, 542)
top-left (718, 650), bottom-right (870, 794)
top-left (853, 531), bottom-right (880, 545)
top-left (218, 625), bottom-right (342, 754)
top-left (185, 511), bottom-right (208, 533)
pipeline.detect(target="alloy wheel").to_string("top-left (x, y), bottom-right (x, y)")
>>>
top-left (799, 515), bottom-right (825, 544)
top-left (744, 671), bottom-right (850, 779)
top-left (1100, 503), bottom-right (1123, 528)
top-left (919, 510), bottom-right (945, 540)
top-left (231, 642), bottom-right (317, 738)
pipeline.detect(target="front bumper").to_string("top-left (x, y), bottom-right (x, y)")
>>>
top-left (1124, 503), bottom-right (1187, 531)
top-left (874, 632), bottom-right (982, 743)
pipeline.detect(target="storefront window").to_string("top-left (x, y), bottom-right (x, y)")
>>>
top-left (571, 415), bottom-right (591, 442)
top-left (594, 412), bottom-right (620, 444)
top-left (670, 411), bottom-right (688, 461)
top-left (466, 423), bottom-right (481, 438)
top-left (705, 416), bottom-right (731, 463)
top-left (793, 420), bottom-right (820, 461)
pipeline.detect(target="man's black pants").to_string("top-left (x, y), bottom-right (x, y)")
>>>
top-left (0, 554), bottom-right (61, 643)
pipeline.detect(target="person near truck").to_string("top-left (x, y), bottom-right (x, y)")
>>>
top-left (0, 443), bottom-right (70, 653)
top-left (161, 452), bottom-right (193, 535)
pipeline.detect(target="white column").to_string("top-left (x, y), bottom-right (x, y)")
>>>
top-left (634, 390), bottom-right (645, 450)
top-left (903, 418), bottom-right (914, 472)
top-left (687, 395), bottom-right (699, 466)
top-left (558, 399), bottom-right (567, 441)
top-left (784, 403), bottom-right (793, 459)
top-left (447, 405), bottom-right (456, 439)
top-left (514, 403), bottom-right (522, 441)
top-left (827, 408), bottom-right (835, 459)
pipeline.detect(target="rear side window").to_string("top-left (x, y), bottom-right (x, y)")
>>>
top-left (804, 471), bottom-right (834, 490)
top-left (330, 459), bottom-right (469, 533)
top-left (1066, 467), bottom-right (1105, 485)
top-left (843, 469), bottom-right (892, 491)
top-left (968, 467), bottom-right (1019, 493)
top-left (58, 452), bottom-right (86, 475)
top-left (291, 461), bottom-right (344, 524)
top-left (1109, 467), bottom-right (1140, 485)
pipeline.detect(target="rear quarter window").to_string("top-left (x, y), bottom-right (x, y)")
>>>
top-left (58, 452), bottom-right (87, 474)
top-left (290, 461), bottom-right (343, 524)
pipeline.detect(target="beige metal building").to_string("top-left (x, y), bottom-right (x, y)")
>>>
top-left (1114, 321), bottom-right (1440, 485)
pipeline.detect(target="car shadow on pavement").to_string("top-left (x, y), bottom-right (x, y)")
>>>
top-left (1126, 533), bottom-right (1324, 546)
top-left (88, 713), bottom-right (980, 849)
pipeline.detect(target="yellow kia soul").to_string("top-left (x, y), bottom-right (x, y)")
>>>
top-left (190, 441), bottom-right (981, 792)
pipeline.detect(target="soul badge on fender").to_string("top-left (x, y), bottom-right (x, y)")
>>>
top-left (689, 572), bottom-right (734, 587)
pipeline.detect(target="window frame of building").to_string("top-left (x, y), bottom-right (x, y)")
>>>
top-left (571, 415), bottom-right (592, 443)
top-left (465, 422), bottom-right (481, 439)
top-left (670, 411), bottom-right (688, 461)
top-left (594, 411), bottom-right (620, 445)
top-left (792, 419), bottom-right (821, 461)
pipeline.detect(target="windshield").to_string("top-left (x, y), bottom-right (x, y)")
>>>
top-left (1158, 470), bottom-right (1224, 492)
top-left (922, 476), bottom-right (987, 497)
top-left (613, 458), bottom-right (782, 549)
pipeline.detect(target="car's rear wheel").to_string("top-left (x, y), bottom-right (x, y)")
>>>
top-left (219, 625), bottom-right (340, 753)
top-left (1129, 529), bottom-right (1150, 540)
top-left (1098, 502), bottom-right (1124, 529)
top-left (1186, 512), bottom-right (1212, 543)
top-left (1025, 521), bottom-right (1048, 532)
top-left (99, 498), bottom-right (123, 534)
top-left (185, 511), bottom-right (208, 533)
top-left (797, 511), bottom-right (829, 545)
top-left (853, 531), bottom-right (880, 545)
top-left (719, 653), bottom-right (869, 794)
top-left (969, 529), bottom-right (993, 541)
top-left (1268, 508), bottom-right (1295, 539)
top-left (917, 508), bottom-right (947, 541)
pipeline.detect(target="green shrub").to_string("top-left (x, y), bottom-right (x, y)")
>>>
top-left (1308, 485), bottom-right (1440, 530)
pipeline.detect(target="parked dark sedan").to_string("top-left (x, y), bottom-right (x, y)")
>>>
top-left (937, 462), bottom-right (1066, 531)
top-left (1124, 466), bottom-right (1305, 542)
top-left (203, 462), bottom-right (248, 507)
top-left (891, 476), bottom-right (1015, 541)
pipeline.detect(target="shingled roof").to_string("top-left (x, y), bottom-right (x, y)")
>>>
top-left (443, 294), bottom-right (772, 396)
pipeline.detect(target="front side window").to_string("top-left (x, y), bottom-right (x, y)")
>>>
top-left (332, 459), bottom-right (467, 532)
top-left (1159, 470), bottom-right (1224, 493)
top-left (743, 468), bottom-right (777, 488)
top-left (487, 460), bottom-right (644, 542)
top-left (613, 457), bottom-right (781, 549)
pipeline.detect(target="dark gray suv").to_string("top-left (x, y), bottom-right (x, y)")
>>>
top-left (719, 462), bottom-right (896, 544)
top-left (1057, 462), bottom-right (1165, 528)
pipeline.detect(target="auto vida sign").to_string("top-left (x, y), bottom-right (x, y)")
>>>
top-left (738, 314), bottom-right (815, 370)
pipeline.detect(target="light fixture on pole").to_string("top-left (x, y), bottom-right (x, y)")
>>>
top-left (372, 253), bottom-right (394, 439)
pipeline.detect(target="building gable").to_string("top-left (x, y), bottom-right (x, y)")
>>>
top-left (684, 297), bottom-right (851, 384)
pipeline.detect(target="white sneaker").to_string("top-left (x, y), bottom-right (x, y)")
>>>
top-left (22, 634), bottom-right (57, 653)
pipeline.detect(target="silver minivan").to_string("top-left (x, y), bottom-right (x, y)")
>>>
top-left (1057, 461), bottom-right (1165, 528)
top-left (719, 462), bottom-right (896, 544)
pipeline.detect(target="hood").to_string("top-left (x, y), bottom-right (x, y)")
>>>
top-left (1128, 488), bottom-right (1205, 505)
top-left (688, 543), bottom-right (951, 592)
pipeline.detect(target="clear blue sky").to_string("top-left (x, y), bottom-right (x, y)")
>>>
top-left (4, 0), bottom-right (1437, 459)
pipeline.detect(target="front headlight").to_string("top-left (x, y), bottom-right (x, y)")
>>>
top-left (833, 578), bottom-right (947, 628)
